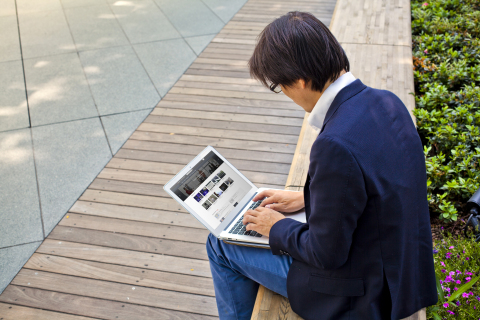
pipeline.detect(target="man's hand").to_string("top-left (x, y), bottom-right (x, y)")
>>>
top-left (253, 189), bottom-right (304, 213)
top-left (243, 207), bottom-right (285, 237)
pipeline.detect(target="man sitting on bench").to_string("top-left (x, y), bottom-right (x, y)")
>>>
top-left (206, 11), bottom-right (437, 320)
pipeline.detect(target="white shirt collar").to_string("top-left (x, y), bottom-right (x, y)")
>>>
top-left (307, 72), bottom-right (356, 130)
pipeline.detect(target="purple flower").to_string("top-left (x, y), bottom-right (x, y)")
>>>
top-left (456, 301), bottom-right (460, 306)
top-left (466, 271), bottom-right (473, 276)
top-left (445, 276), bottom-right (453, 283)
top-left (454, 287), bottom-right (459, 291)
top-left (466, 277), bottom-right (471, 282)
top-left (447, 310), bottom-right (455, 315)
top-left (443, 303), bottom-right (449, 308)
top-left (466, 257), bottom-right (470, 260)
top-left (444, 287), bottom-right (451, 292)
top-left (463, 293), bottom-right (469, 298)
top-left (441, 226), bottom-right (444, 230)
top-left (449, 246), bottom-right (454, 249)
top-left (456, 270), bottom-right (461, 274)
top-left (456, 280), bottom-right (462, 284)
top-left (441, 269), bottom-right (446, 273)
top-left (441, 261), bottom-right (446, 267)
top-left (446, 252), bottom-right (452, 259)
top-left (424, 49), bottom-right (428, 54)
top-left (449, 271), bottom-right (455, 276)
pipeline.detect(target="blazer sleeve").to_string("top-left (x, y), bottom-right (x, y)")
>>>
top-left (269, 135), bottom-right (367, 270)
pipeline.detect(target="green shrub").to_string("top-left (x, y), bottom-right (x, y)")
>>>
top-left (428, 234), bottom-right (480, 319)
top-left (411, 0), bottom-right (480, 222)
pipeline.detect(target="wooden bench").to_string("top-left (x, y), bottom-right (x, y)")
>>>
top-left (251, 0), bottom-right (428, 319)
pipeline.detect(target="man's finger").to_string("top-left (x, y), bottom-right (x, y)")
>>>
top-left (243, 214), bottom-right (257, 225)
top-left (259, 195), bottom-right (278, 208)
top-left (253, 189), bottom-right (274, 202)
top-left (245, 223), bottom-right (258, 232)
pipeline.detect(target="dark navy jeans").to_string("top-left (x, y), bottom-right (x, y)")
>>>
top-left (206, 233), bottom-right (292, 320)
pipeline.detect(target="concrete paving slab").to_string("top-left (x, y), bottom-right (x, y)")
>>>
top-left (101, 108), bottom-right (152, 154)
top-left (185, 34), bottom-right (216, 56)
top-left (16, 0), bottom-right (63, 15)
top-left (32, 118), bottom-right (112, 235)
top-left (64, 5), bottom-right (129, 51)
top-left (18, 10), bottom-right (76, 59)
top-left (79, 46), bottom-right (160, 115)
top-left (24, 52), bottom-right (98, 127)
top-left (0, 15), bottom-right (21, 62)
top-left (0, 0), bottom-right (16, 17)
top-left (202, 0), bottom-right (248, 23)
top-left (61, 0), bottom-right (108, 8)
top-left (0, 129), bottom-right (43, 248)
top-left (0, 241), bottom-right (42, 294)
top-left (0, 60), bottom-right (29, 132)
top-left (133, 38), bottom-right (196, 96)
top-left (154, 0), bottom-right (224, 37)
top-left (110, 0), bottom-right (180, 44)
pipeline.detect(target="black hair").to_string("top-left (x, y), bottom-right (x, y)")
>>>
top-left (249, 11), bottom-right (349, 92)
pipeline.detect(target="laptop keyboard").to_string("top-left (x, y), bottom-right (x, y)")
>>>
top-left (228, 199), bottom-right (265, 237)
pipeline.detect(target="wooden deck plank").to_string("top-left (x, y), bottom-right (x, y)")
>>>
top-left (0, 302), bottom-right (97, 320)
top-left (23, 253), bottom-right (215, 297)
top-left (113, 150), bottom-right (292, 175)
top-left (161, 94), bottom-right (298, 111)
top-left (0, 286), bottom-right (217, 320)
top-left (69, 201), bottom-right (203, 229)
top-left (89, 178), bottom-right (169, 197)
top-left (11, 269), bottom-right (218, 316)
top-left (58, 213), bottom-right (209, 244)
top-left (136, 123), bottom-right (300, 144)
top-left (79, 190), bottom-right (186, 212)
top-left (122, 140), bottom-right (295, 164)
top-left (104, 159), bottom-right (288, 185)
top-left (36, 240), bottom-right (211, 277)
top-left (47, 226), bottom-right (208, 260)
top-left (149, 108), bottom-right (303, 127)
top-left (155, 101), bottom-right (304, 117)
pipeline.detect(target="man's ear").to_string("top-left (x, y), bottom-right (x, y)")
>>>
top-left (298, 79), bottom-right (307, 89)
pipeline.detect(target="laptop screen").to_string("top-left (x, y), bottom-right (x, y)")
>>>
top-left (170, 151), bottom-right (253, 230)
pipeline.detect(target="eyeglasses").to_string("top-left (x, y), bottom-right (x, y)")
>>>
top-left (269, 83), bottom-right (282, 94)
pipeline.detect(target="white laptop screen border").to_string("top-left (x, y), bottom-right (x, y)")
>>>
top-left (163, 146), bottom-right (258, 237)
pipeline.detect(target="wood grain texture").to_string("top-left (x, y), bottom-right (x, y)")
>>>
top-left (344, 42), bottom-right (415, 115)
top-left (330, 0), bottom-right (412, 46)
top-left (0, 286), bottom-right (216, 320)
top-left (35, 240), bottom-right (211, 278)
top-left (0, 302), bottom-right (97, 320)
top-left (10, 269), bottom-right (218, 316)
top-left (23, 253), bottom-right (215, 296)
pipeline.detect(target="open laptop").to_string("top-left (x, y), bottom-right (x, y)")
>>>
top-left (163, 146), bottom-right (306, 249)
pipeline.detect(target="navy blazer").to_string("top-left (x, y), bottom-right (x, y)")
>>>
top-left (269, 79), bottom-right (437, 320)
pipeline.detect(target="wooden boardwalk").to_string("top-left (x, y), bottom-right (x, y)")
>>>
top-left (0, 0), bottom-right (336, 319)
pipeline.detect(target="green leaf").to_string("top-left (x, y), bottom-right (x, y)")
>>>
top-left (435, 273), bottom-right (445, 303)
top-left (431, 312), bottom-right (442, 320)
top-left (447, 273), bottom-right (480, 302)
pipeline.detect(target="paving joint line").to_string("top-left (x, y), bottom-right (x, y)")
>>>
top-left (13, 0), bottom-right (31, 128)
